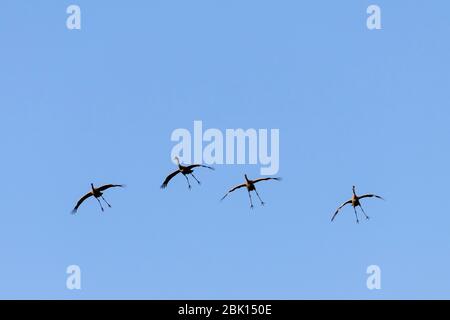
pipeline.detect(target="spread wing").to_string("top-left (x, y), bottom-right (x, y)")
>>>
top-left (331, 199), bottom-right (352, 222)
top-left (252, 177), bottom-right (282, 184)
top-left (72, 192), bottom-right (93, 214)
top-left (186, 164), bottom-right (215, 171)
top-left (161, 170), bottom-right (181, 189)
top-left (97, 184), bottom-right (125, 192)
top-left (359, 194), bottom-right (384, 200)
top-left (220, 183), bottom-right (246, 201)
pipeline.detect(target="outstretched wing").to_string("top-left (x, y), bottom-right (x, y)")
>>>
top-left (186, 164), bottom-right (215, 171)
top-left (252, 177), bottom-right (282, 184)
top-left (359, 194), bottom-right (384, 201)
top-left (161, 170), bottom-right (181, 189)
top-left (331, 199), bottom-right (352, 222)
top-left (220, 183), bottom-right (246, 201)
top-left (72, 192), bottom-right (93, 214)
top-left (97, 184), bottom-right (125, 192)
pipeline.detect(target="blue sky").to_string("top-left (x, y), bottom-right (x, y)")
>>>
top-left (1, 0), bottom-right (450, 299)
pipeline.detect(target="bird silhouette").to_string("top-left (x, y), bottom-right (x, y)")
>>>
top-left (332, 186), bottom-right (384, 223)
top-left (161, 156), bottom-right (214, 189)
top-left (72, 183), bottom-right (124, 214)
top-left (221, 174), bottom-right (281, 208)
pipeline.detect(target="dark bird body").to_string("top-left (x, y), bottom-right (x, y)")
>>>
top-left (332, 186), bottom-right (384, 223)
top-left (161, 156), bottom-right (214, 189)
top-left (221, 174), bottom-right (281, 208)
top-left (72, 183), bottom-right (124, 214)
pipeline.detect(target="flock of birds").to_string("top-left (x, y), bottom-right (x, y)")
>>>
top-left (72, 156), bottom-right (384, 223)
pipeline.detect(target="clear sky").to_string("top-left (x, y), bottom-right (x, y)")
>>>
top-left (1, 0), bottom-right (450, 299)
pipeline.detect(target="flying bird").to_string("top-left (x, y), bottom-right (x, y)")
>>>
top-left (221, 174), bottom-right (281, 208)
top-left (161, 156), bottom-right (214, 189)
top-left (331, 186), bottom-right (384, 223)
top-left (72, 183), bottom-right (124, 214)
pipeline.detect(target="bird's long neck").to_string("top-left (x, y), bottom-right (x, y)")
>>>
top-left (175, 157), bottom-right (181, 167)
top-left (244, 175), bottom-right (249, 183)
top-left (352, 187), bottom-right (357, 197)
top-left (91, 183), bottom-right (95, 193)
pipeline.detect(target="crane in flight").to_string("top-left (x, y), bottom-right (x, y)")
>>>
top-left (221, 174), bottom-right (281, 208)
top-left (161, 156), bottom-right (214, 190)
top-left (72, 183), bottom-right (124, 214)
top-left (332, 186), bottom-right (384, 223)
